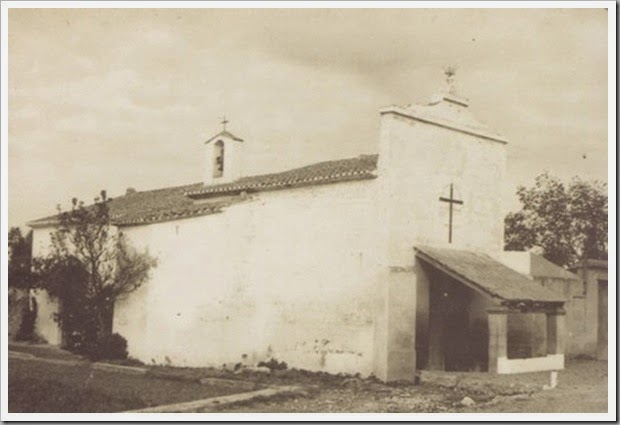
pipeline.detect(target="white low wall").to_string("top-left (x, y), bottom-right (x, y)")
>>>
top-left (497, 354), bottom-right (564, 374)
top-left (33, 289), bottom-right (61, 345)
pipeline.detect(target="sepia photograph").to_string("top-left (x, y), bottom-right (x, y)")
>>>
top-left (2, 2), bottom-right (615, 420)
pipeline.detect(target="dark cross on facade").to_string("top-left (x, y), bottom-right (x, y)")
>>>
top-left (439, 183), bottom-right (463, 244)
top-left (220, 116), bottom-right (229, 131)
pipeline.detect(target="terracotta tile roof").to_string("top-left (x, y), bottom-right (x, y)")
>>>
top-left (185, 154), bottom-right (378, 199)
top-left (28, 154), bottom-right (378, 228)
top-left (415, 245), bottom-right (565, 304)
top-left (28, 182), bottom-right (223, 228)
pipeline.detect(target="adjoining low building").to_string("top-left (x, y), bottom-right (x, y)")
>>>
top-left (415, 246), bottom-right (565, 376)
top-left (571, 259), bottom-right (608, 360)
top-left (499, 252), bottom-right (608, 360)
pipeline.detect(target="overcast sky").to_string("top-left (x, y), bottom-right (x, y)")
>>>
top-left (8, 7), bottom-right (609, 229)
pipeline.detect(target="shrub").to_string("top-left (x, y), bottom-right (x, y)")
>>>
top-left (89, 333), bottom-right (128, 361)
top-left (15, 298), bottom-right (38, 342)
top-left (258, 358), bottom-right (288, 371)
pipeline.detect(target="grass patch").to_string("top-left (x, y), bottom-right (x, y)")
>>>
top-left (9, 358), bottom-right (259, 413)
top-left (9, 375), bottom-right (143, 413)
top-left (9, 343), bottom-right (86, 361)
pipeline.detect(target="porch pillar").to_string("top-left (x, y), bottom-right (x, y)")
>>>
top-left (384, 267), bottom-right (417, 382)
top-left (546, 308), bottom-right (566, 355)
top-left (487, 307), bottom-right (508, 373)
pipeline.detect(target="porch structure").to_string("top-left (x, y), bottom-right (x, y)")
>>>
top-left (414, 246), bottom-right (566, 374)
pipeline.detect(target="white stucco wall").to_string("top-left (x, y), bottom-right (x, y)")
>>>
top-left (495, 251), bottom-right (533, 276)
top-left (115, 179), bottom-right (382, 375)
top-left (377, 103), bottom-right (507, 267)
top-left (31, 227), bottom-right (62, 345)
top-left (497, 354), bottom-right (564, 374)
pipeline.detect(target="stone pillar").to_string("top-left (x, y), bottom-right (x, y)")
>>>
top-left (530, 313), bottom-right (548, 358)
top-left (487, 307), bottom-right (508, 373)
top-left (414, 262), bottom-right (431, 370)
top-left (384, 267), bottom-right (417, 382)
top-left (546, 308), bottom-right (566, 355)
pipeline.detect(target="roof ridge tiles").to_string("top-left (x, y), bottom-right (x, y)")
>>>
top-left (29, 154), bottom-right (378, 228)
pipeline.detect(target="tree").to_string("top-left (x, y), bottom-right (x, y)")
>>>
top-left (8, 227), bottom-right (38, 340)
top-left (8, 227), bottom-right (33, 290)
top-left (35, 191), bottom-right (157, 355)
top-left (504, 173), bottom-right (607, 268)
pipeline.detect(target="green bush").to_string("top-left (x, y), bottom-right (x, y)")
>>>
top-left (90, 333), bottom-right (128, 361)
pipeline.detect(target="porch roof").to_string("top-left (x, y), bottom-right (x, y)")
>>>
top-left (414, 246), bottom-right (565, 304)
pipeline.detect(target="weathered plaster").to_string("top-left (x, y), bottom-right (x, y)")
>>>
top-left (115, 179), bottom-right (381, 374)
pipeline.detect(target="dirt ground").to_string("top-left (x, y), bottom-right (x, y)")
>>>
top-left (220, 359), bottom-right (609, 413)
top-left (463, 359), bottom-right (608, 413)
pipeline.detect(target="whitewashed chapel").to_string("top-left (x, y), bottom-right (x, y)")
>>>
top-left (29, 82), bottom-right (567, 382)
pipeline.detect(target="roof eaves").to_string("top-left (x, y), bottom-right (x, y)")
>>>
top-left (184, 171), bottom-right (377, 199)
top-left (414, 246), bottom-right (565, 304)
top-left (27, 218), bottom-right (59, 229)
top-left (380, 106), bottom-right (508, 144)
top-left (414, 247), bottom-right (504, 301)
top-left (204, 131), bottom-right (244, 144)
top-left (114, 205), bottom-right (224, 227)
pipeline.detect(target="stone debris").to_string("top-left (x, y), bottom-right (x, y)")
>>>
top-left (367, 382), bottom-right (392, 393)
top-left (418, 370), bottom-right (459, 388)
top-left (342, 377), bottom-right (364, 388)
top-left (514, 394), bottom-right (531, 401)
top-left (487, 396), bottom-right (501, 406)
top-left (460, 396), bottom-right (475, 406)
top-left (245, 366), bottom-right (271, 374)
top-left (233, 365), bottom-right (272, 374)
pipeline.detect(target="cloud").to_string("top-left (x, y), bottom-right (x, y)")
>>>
top-left (7, 8), bottom-right (609, 228)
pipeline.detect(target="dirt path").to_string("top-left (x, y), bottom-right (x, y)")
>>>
top-left (466, 359), bottom-right (608, 413)
top-left (223, 359), bottom-right (608, 413)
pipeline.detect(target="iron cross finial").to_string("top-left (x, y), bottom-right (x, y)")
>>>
top-left (220, 116), bottom-right (229, 131)
top-left (443, 65), bottom-right (457, 94)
